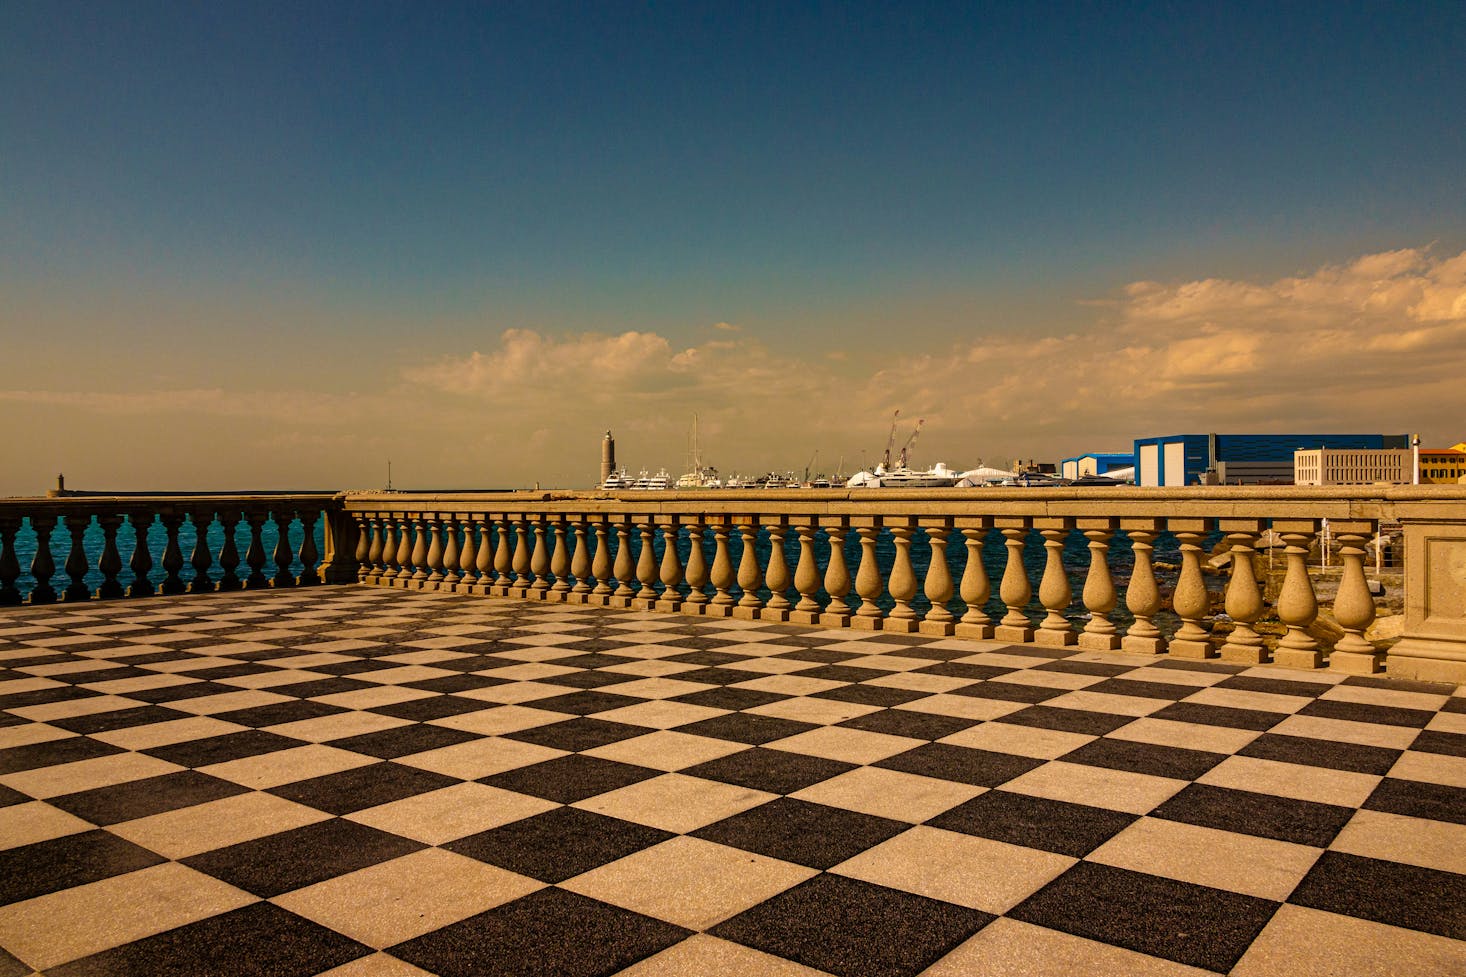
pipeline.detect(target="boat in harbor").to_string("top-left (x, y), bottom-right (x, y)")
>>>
top-left (846, 462), bottom-right (962, 488)
top-left (675, 415), bottom-right (723, 488)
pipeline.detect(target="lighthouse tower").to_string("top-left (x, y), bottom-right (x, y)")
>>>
top-left (600, 431), bottom-right (616, 486)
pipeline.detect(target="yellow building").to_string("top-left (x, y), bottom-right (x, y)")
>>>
top-left (1419, 442), bottom-right (1466, 484)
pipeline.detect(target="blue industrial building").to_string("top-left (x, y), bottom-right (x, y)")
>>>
top-left (1133, 433), bottom-right (1410, 486)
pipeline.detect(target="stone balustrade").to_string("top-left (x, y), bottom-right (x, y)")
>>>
top-left (343, 484), bottom-right (1466, 683)
top-left (0, 494), bottom-right (353, 605)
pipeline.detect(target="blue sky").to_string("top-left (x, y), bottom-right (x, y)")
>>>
top-left (3, 2), bottom-right (1464, 490)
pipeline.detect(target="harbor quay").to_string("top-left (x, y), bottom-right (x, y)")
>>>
top-left (0, 485), bottom-right (1464, 975)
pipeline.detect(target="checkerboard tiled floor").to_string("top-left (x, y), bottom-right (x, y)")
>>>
top-left (1, 587), bottom-right (1464, 977)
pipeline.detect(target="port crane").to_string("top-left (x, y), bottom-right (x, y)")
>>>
top-left (897, 419), bottom-right (924, 468)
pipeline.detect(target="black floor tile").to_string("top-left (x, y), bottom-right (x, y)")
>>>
top-left (181, 818), bottom-right (425, 897)
top-left (815, 684), bottom-right (931, 707)
top-left (711, 873), bottom-right (991, 977)
top-left (1152, 783), bottom-right (1355, 847)
top-left (994, 705), bottom-right (1137, 736)
top-left (62, 666), bottom-right (158, 685)
top-left (144, 729), bottom-right (305, 767)
top-left (683, 748), bottom-right (854, 794)
top-left (123, 681), bottom-right (236, 703)
top-left (914, 662), bottom-right (1016, 681)
top-left (674, 712), bottom-right (818, 745)
top-left (0, 947), bottom-right (27, 977)
top-left (551, 653), bottom-right (639, 669)
top-left (662, 650), bottom-right (755, 666)
top-left (669, 666), bottom-right (768, 686)
top-left (540, 669), bottom-right (639, 689)
top-left (266, 677), bottom-right (377, 699)
top-left (446, 806), bottom-right (673, 883)
top-left (187, 663), bottom-right (277, 681)
top-left (391, 886), bottom-right (688, 977)
top-left (1062, 738), bottom-right (1225, 781)
top-left (503, 717), bottom-right (648, 752)
top-left (794, 664), bottom-right (888, 684)
top-left (674, 686), bottom-right (789, 711)
top-left (47, 704), bottom-right (190, 734)
top-left (1342, 675), bottom-right (1456, 695)
top-left (1150, 701), bottom-right (1286, 731)
top-left (1034, 659), bottom-right (1133, 677)
top-left (877, 743), bottom-right (1045, 787)
top-left (49, 901), bottom-right (370, 977)
top-left (0, 685), bottom-right (101, 709)
top-left (838, 708), bottom-right (978, 741)
top-left (692, 797), bottom-right (908, 869)
top-left (0, 785), bottom-right (28, 808)
top-left (1363, 777), bottom-right (1466, 825)
top-left (0, 736), bottom-right (124, 774)
top-left (1290, 851), bottom-right (1466, 940)
top-left (481, 754), bottom-right (660, 803)
top-left (332, 722), bottom-right (482, 758)
top-left (528, 690), bottom-right (647, 715)
top-left (312, 658), bottom-right (411, 676)
top-left (1215, 675), bottom-right (1332, 698)
top-left (951, 681), bottom-right (1068, 704)
top-left (369, 694), bottom-right (496, 721)
top-left (1298, 698), bottom-right (1435, 728)
top-left (1010, 861), bottom-right (1278, 972)
top-left (426, 654), bottom-right (519, 673)
top-left (0, 829), bottom-right (166, 906)
top-left (927, 789), bottom-right (1137, 857)
top-left (774, 649), bottom-right (863, 665)
top-left (211, 699), bottom-right (348, 727)
top-left (1408, 731), bottom-right (1466, 757)
top-left (268, 761), bottom-right (461, 815)
top-left (1082, 678), bottom-right (1196, 701)
top-left (1238, 732), bottom-right (1401, 775)
top-left (49, 771), bottom-right (250, 825)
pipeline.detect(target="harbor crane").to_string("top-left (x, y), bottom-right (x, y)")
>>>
top-left (897, 418), bottom-right (924, 469)
top-left (881, 410), bottom-right (901, 469)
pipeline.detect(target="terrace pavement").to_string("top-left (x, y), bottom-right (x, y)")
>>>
top-left (0, 587), bottom-right (1463, 976)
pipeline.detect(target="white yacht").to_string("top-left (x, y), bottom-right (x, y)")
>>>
top-left (628, 469), bottom-right (672, 490)
top-left (846, 462), bottom-right (962, 488)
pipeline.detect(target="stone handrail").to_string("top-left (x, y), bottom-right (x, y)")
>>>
top-left (340, 484), bottom-right (1466, 683)
top-left (0, 493), bottom-right (354, 604)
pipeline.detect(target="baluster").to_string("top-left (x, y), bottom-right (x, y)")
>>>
top-left (28, 514), bottom-right (59, 604)
top-left (529, 519), bottom-right (552, 598)
top-left (216, 511), bottom-right (243, 591)
top-left (62, 513), bottom-right (93, 602)
top-left (1034, 520), bottom-right (1077, 646)
top-left (550, 518), bottom-right (572, 598)
top-left (790, 522), bottom-right (822, 625)
top-left (820, 521), bottom-right (852, 627)
top-left (188, 512), bottom-right (216, 594)
top-left (1219, 522), bottom-right (1267, 664)
top-left (158, 512), bottom-right (186, 595)
top-left (271, 512), bottom-right (295, 588)
top-left (393, 515), bottom-right (414, 588)
top-left (491, 516), bottom-right (513, 596)
top-left (707, 518), bottom-right (736, 616)
top-left (1168, 521), bottom-right (1215, 658)
top-left (424, 517), bottom-right (447, 588)
top-left (377, 517), bottom-right (401, 586)
top-left (454, 517), bottom-right (475, 592)
top-left (1330, 523), bottom-right (1383, 673)
top-left (656, 521), bottom-right (683, 612)
top-left (510, 517), bottom-right (533, 598)
top-left (590, 518), bottom-right (614, 603)
top-left (632, 521), bottom-right (658, 610)
top-left (128, 512), bottom-right (156, 597)
top-left (955, 521), bottom-right (993, 640)
top-left (96, 515), bottom-right (124, 599)
top-left (569, 520), bottom-right (593, 602)
top-left (610, 518), bottom-right (635, 607)
top-left (851, 522), bottom-right (884, 630)
top-left (733, 519), bottom-right (765, 620)
top-left (1273, 522), bottom-right (1322, 669)
top-left (297, 510), bottom-right (321, 586)
top-left (920, 521), bottom-right (955, 636)
top-left (682, 522), bottom-right (709, 612)
top-left (1077, 520), bottom-right (1120, 651)
top-left (994, 519), bottom-right (1034, 642)
top-left (359, 516), bottom-right (379, 584)
top-left (1120, 521), bottom-right (1165, 654)
top-left (475, 519), bottom-right (495, 595)
top-left (0, 518), bottom-right (22, 605)
top-left (761, 518), bottom-right (792, 621)
top-left (407, 516), bottom-right (430, 587)
top-left (885, 520), bottom-right (919, 633)
top-left (441, 517), bottom-right (462, 589)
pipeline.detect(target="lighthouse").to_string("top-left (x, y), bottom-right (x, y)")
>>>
top-left (600, 431), bottom-right (616, 486)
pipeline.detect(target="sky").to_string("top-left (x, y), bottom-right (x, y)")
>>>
top-left (3, 1), bottom-right (1464, 493)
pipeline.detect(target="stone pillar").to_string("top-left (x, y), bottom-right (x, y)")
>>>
top-left (1330, 522), bottom-right (1382, 674)
top-left (424, 517), bottom-right (447, 588)
top-left (885, 519), bottom-right (920, 633)
top-left (406, 516), bottom-right (430, 588)
top-left (355, 516), bottom-right (375, 584)
top-left (631, 521), bottom-right (659, 611)
top-left (917, 521), bottom-right (956, 637)
top-left (1387, 507), bottom-right (1466, 683)
top-left (1168, 519), bottom-right (1215, 658)
top-left (189, 512), bottom-right (217, 594)
top-left (475, 519), bottom-right (495, 595)
top-left (1273, 521), bottom-right (1322, 669)
top-left (511, 517), bottom-right (534, 599)
top-left (955, 520), bottom-right (994, 640)
top-left (994, 519), bottom-right (1034, 643)
top-left (733, 519), bottom-right (765, 620)
top-left (454, 517), bottom-right (475, 592)
top-left (707, 518), bottom-right (736, 617)
top-left (790, 522), bottom-right (822, 625)
top-left (26, 514), bottom-right (58, 604)
top-left (610, 518), bottom-right (636, 608)
top-left (96, 514), bottom-right (125, 599)
top-left (0, 518), bottom-right (21, 606)
top-left (441, 518), bottom-right (462, 589)
top-left (62, 513), bottom-right (93, 602)
top-left (270, 512), bottom-right (295, 588)
top-left (682, 522), bottom-right (709, 613)
top-left (761, 517), bottom-right (792, 622)
top-left (1120, 520), bottom-right (1165, 654)
top-left (1218, 521), bottom-right (1268, 664)
top-left (550, 518), bottom-right (572, 599)
top-left (216, 510), bottom-right (243, 592)
top-left (590, 517), bottom-right (614, 604)
top-left (529, 519), bottom-right (552, 598)
top-left (656, 521), bottom-right (684, 613)
top-left (392, 515), bottom-right (414, 589)
top-left (819, 519), bottom-right (852, 628)
top-left (296, 510), bottom-right (321, 587)
top-left (851, 521), bottom-right (884, 631)
top-left (1077, 519), bottom-right (1120, 651)
top-left (491, 516), bottom-right (514, 597)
